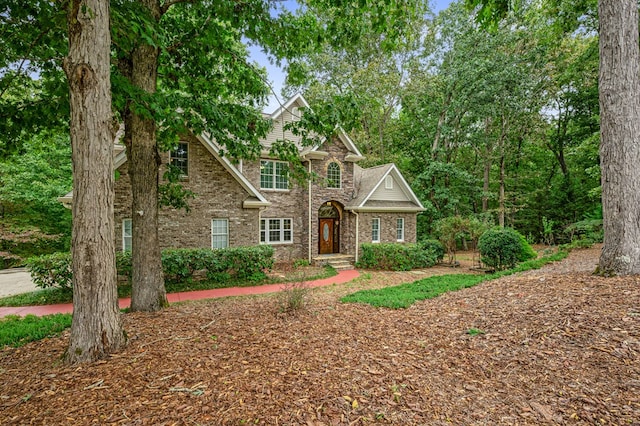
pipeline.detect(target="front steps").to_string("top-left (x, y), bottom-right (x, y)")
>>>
top-left (313, 254), bottom-right (356, 270)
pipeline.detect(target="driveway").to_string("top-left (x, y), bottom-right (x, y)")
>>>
top-left (0, 268), bottom-right (39, 297)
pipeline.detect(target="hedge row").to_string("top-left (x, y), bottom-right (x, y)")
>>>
top-left (26, 245), bottom-right (274, 291)
top-left (356, 240), bottom-right (445, 271)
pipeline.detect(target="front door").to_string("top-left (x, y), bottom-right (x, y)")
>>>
top-left (319, 219), bottom-right (334, 254)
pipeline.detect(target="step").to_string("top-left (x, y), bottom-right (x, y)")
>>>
top-left (327, 260), bottom-right (355, 271)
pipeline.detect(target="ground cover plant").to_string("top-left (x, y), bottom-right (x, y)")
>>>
top-left (0, 314), bottom-right (71, 348)
top-left (342, 250), bottom-right (568, 308)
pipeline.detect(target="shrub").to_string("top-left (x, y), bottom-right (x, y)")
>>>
top-left (26, 252), bottom-right (72, 291)
top-left (419, 239), bottom-right (445, 262)
top-left (27, 245), bottom-right (275, 290)
top-left (356, 243), bottom-right (440, 271)
top-left (478, 228), bottom-right (536, 271)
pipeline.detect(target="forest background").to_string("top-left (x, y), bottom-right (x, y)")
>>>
top-left (0, 0), bottom-right (601, 267)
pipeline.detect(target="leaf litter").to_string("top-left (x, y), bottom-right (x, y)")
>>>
top-left (1, 246), bottom-right (638, 425)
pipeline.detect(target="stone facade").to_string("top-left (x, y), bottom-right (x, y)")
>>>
top-left (112, 94), bottom-right (423, 262)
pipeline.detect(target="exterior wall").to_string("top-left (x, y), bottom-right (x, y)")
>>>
top-left (356, 212), bottom-right (417, 246)
top-left (114, 134), bottom-right (260, 251)
top-left (369, 175), bottom-right (411, 202)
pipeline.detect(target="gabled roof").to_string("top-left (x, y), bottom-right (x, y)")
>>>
top-left (270, 93), bottom-right (364, 161)
top-left (346, 163), bottom-right (425, 212)
top-left (196, 133), bottom-right (270, 208)
top-left (58, 137), bottom-right (271, 209)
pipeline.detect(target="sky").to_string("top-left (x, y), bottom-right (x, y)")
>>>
top-left (256, 0), bottom-right (455, 112)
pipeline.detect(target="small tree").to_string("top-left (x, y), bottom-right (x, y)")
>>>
top-left (478, 227), bottom-right (535, 271)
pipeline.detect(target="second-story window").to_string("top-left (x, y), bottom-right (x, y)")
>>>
top-left (327, 161), bottom-right (341, 188)
top-left (260, 160), bottom-right (289, 190)
top-left (170, 142), bottom-right (189, 176)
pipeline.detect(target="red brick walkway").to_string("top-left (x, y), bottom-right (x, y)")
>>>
top-left (0, 269), bottom-right (360, 318)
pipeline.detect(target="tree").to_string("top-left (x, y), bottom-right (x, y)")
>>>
top-left (597, 0), bottom-right (640, 275)
top-left (63, 0), bottom-right (125, 362)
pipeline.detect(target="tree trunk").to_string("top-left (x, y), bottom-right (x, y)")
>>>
top-left (64, 0), bottom-right (125, 363)
top-left (498, 153), bottom-right (505, 227)
top-left (128, 0), bottom-right (167, 311)
top-left (482, 153), bottom-right (491, 212)
top-left (598, 0), bottom-right (640, 275)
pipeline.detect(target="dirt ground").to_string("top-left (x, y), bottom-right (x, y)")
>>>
top-left (1, 246), bottom-right (639, 425)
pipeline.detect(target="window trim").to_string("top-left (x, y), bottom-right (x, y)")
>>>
top-left (327, 161), bottom-right (341, 189)
top-left (122, 218), bottom-right (132, 252)
top-left (211, 218), bottom-right (229, 249)
top-left (385, 175), bottom-right (394, 189)
top-left (396, 218), bottom-right (405, 242)
top-left (372, 217), bottom-right (380, 243)
top-left (170, 141), bottom-right (189, 177)
top-left (260, 218), bottom-right (293, 244)
top-left (260, 159), bottom-right (289, 191)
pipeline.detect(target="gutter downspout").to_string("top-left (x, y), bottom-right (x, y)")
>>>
top-left (308, 160), bottom-right (312, 263)
top-left (353, 210), bottom-right (359, 263)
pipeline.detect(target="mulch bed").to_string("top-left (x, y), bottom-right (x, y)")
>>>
top-left (1, 247), bottom-right (639, 425)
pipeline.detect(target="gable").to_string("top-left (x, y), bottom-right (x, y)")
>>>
top-left (369, 175), bottom-right (412, 202)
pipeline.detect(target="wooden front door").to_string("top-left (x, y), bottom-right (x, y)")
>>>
top-left (319, 219), bottom-right (334, 254)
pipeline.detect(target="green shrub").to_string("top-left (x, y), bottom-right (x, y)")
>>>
top-left (478, 228), bottom-right (536, 270)
top-left (419, 239), bottom-right (445, 262)
top-left (478, 228), bottom-right (536, 271)
top-left (26, 252), bottom-right (72, 291)
top-left (356, 243), bottom-right (440, 271)
top-left (28, 245), bottom-right (275, 290)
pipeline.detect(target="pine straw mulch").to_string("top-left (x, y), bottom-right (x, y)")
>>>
top-left (1, 246), bottom-right (639, 425)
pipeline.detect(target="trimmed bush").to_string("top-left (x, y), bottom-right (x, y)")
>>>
top-left (27, 245), bottom-right (275, 290)
top-left (26, 252), bottom-right (73, 291)
top-left (356, 243), bottom-right (441, 271)
top-left (419, 239), bottom-right (445, 262)
top-left (479, 227), bottom-right (536, 271)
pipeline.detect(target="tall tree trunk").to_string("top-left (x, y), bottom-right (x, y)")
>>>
top-left (598, 0), bottom-right (640, 275)
top-left (482, 153), bottom-right (491, 212)
top-left (498, 153), bottom-right (505, 227)
top-left (64, 0), bottom-right (125, 363)
top-left (128, 0), bottom-right (167, 311)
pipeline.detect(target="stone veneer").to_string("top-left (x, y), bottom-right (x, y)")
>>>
top-left (114, 133), bottom-right (418, 261)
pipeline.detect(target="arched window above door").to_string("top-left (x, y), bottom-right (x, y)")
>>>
top-left (327, 161), bottom-right (341, 188)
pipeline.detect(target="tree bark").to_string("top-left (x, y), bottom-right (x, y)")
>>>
top-left (64, 0), bottom-right (126, 363)
top-left (598, 0), bottom-right (640, 275)
top-left (128, 0), bottom-right (167, 311)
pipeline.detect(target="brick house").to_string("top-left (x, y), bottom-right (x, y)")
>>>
top-left (61, 94), bottom-right (424, 263)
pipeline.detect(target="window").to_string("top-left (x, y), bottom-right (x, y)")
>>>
top-left (385, 175), bottom-right (394, 189)
top-left (291, 106), bottom-right (301, 122)
top-left (327, 162), bottom-right (341, 188)
top-left (260, 218), bottom-right (292, 244)
top-left (122, 219), bottom-right (132, 251)
top-left (170, 142), bottom-right (189, 176)
top-left (396, 218), bottom-right (405, 242)
top-left (260, 160), bottom-right (289, 190)
top-left (211, 219), bottom-right (229, 249)
top-left (372, 218), bottom-right (380, 243)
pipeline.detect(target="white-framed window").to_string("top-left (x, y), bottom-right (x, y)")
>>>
top-left (260, 160), bottom-right (289, 190)
top-left (291, 106), bottom-right (301, 122)
top-left (122, 218), bottom-right (132, 252)
top-left (385, 175), bottom-right (394, 189)
top-left (372, 218), bottom-right (380, 243)
top-left (396, 218), bottom-right (405, 242)
top-left (170, 142), bottom-right (189, 176)
top-left (327, 161), bottom-right (341, 188)
top-left (211, 219), bottom-right (229, 249)
top-left (260, 218), bottom-right (292, 244)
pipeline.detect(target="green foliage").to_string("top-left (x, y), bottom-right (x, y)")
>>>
top-left (342, 250), bottom-right (568, 309)
top-left (356, 243), bottom-right (440, 271)
top-left (419, 239), bottom-right (445, 263)
top-left (0, 314), bottom-right (72, 348)
top-left (478, 227), bottom-right (536, 271)
top-left (433, 215), bottom-right (492, 262)
top-left (26, 252), bottom-right (73, 291)
top-left (27, 245), bottom-right (274, 290)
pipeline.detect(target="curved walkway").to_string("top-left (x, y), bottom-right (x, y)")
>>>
top-left (0, 269), bottom-right (360, 318)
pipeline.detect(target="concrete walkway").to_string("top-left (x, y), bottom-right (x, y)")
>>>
top-left (0, 268), bottom-right (39, 298)
top-left (0, 269), bottom-right (360, 318)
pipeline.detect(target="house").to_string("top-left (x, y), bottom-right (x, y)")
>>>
top-left (61, 94), bottom-right (424, 264)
